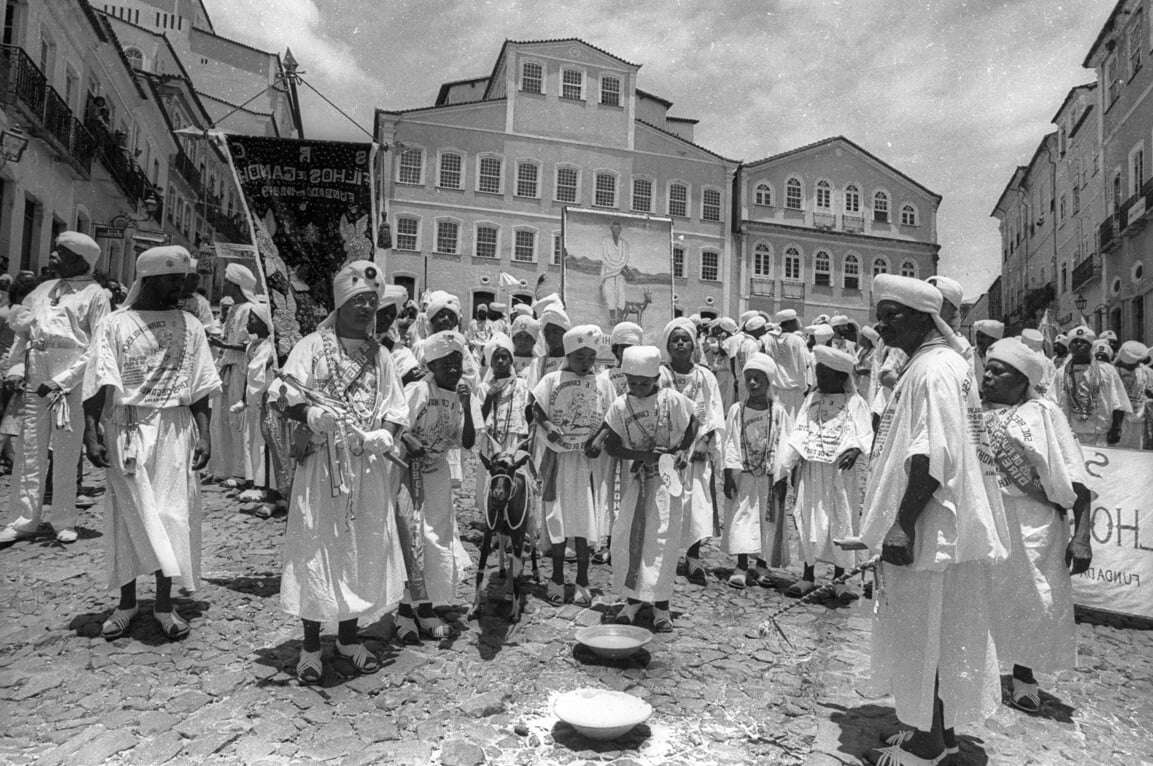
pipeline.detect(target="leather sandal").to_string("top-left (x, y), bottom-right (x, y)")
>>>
top-left (884, 729), bottom-right (959, 756)
top-left (1010, 678), bottom-right (1041, 713)
top-left (865, 744), bottom-right (944, 766)
top-left (785, 580), bottom-right (816, 598)
top-left (652, 608), bottom-right (674, 633)
top-left (613, 602), bottom-right (642, 625)
top-left (727, 571), bottom-right (748, 589)
top-left (296, 649), bottom-right (323, 684)
top-left (101, 606), bottom-right (138, 639)
top-left (684, 557), bottom-right (707, 584)
top-left (573, 584), bottom-right (592, 606)
top-left (545, 580), bottom-right (566, 606)
top-left (154, 610), bottom-right (190, 640)
top-left (395, 609), bottom-right (421, 644)
top-left (335, 641), bottom-right (381, 674)
top-left (417, 614), bottom-right (457, 639)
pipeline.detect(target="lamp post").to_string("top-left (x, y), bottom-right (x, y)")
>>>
top-left (1074, 292), bottom-right (1087, 314)
top-left (0, 127), bottom-right (29, 171)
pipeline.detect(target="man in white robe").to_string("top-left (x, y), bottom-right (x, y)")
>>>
top-left (855, 274), bottom-right (1010, 764)
top-left (768, 309), bottom-right (811, 419)
top-left (208, 263), bottom-right (259, 485)
top-left (1051, 325), bottom-right (1130, 446)
top-left (83, 246), bottom-right (221, 640)
top-left (1, 232), bottom-right (110, 545)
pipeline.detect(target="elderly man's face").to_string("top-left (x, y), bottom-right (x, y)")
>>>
top-left (875, 300), bottom-right (930, 353)
top-left (1069, 338), bottom-right (1092, 363)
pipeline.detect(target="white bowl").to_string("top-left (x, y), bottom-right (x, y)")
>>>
top-left (553, 687), bottom-right (653, 740)
top-left (574, 624), bottom-right (653, 659)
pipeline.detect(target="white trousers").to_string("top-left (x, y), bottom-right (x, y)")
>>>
top-left (12, 387), bottom-right (84, 530)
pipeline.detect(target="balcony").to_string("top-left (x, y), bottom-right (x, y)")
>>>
top-left (812, 211), bottom-right (836, 230)
top-left (781, 281), bottom-right (805, 300)
top-left (1070, 254), bottom-right (1100, 292)
top-left (1121, 192), bottom-right (1147, 235)
top-left (0, 45), bottom-right (95, 174)
top-left (842, 213), bottom-right (865, 233)
top-left (173, 149), bottom-right (204, 193)
top-left (750, 276), bottom-right (774, 296)
top-left (1098, 214), bottom-right (1120, 253)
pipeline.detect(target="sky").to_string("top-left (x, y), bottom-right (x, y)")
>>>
top-left (206, 0), bottom-right (1117, 300)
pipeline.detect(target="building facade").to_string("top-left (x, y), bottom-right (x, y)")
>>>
top-left (736, 137), bottom-right (941, 328)
top-left (375, 39), bottom-right (737, 321)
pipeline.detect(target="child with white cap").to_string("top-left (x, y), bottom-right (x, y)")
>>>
top-left (781, 345), bottom-right (873, 600)
top-left (1, 231), bottom-right (110, 545)
top-left (208, 262), bottom-right (260, 487)
top-left (604, 345), bottom-right (696, 631)
top-left (531, 324), bottom-right (616, 606)
top-left (721, 353), bottom-right (792, 588)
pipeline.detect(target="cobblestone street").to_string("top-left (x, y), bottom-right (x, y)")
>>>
top-left (2, 458), bottom-right (1152, 765)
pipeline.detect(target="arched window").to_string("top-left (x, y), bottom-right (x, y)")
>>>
top-left (844, 254), bottom-right (860, 289)
top-left (873, 191), bottom-right (890, 222)
top-left (784, 246), bottom-right (802, 280)
top-left (754, 183), bottom-right (772, 206)
top-left (786, 177), bottom-right (803, 210)
top-left (900, 204), bottom-right (918, 226)
top-left (844, 184), bottom-right (860, 213)
top-left (873, 257), bottom-right (889, 276)
top-left (753, 242), bottom-right (772, 276)
top-left (900, 260), bottom-right (917, 278)
top-left (814, 250), bottom-right (831, 285)
top-left (815, 180), bottom-right (831, 210)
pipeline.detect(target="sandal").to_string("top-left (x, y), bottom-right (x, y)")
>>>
top-left (727, 571), bottom-right (748, 589)
top-left (751, 567), bottom-right (775, 587)
top-left (865, 744), bottom-right (944, 766)
top-left (219, 478), bottom-right (245, 489)
top-left (154, 610), bottom-right (190, 640)
top-left (573, 584), bottom-right (592, 606)
top-left (545, 580), bottom-right (566, 606)
top-left (296, 648), bottom-right (323, 684)
top-left (101, 606), bottom-right (138, 639)
top-left (1010, 678), bottom-right (1041, 713)
top-left (884, 730), bottom-right (959, 756)
top-left (784, 580), bottom-right (816, 598)
top-left (395, 607), bottom-right (421, 644)
top-left (833, 584), bottom-right (860, 602)
top-left (685, 557), bottom-right (707, 584)
top-left (652, 608), bottom-right (674, 633)
top-left (416, 614), bottom-right (457, 640)
top-left (335, 641), bottom-right (381, 674)
top-left (592, 549), bottom-right (611, 565)
top-left (613, 603), bottom-right (642, 625)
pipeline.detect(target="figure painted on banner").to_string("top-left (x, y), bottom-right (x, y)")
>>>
top-left (1051, 326), bottom-right (1130, 446)
top-left (600, 220), bottom-right (631, 324)
top-left (83, 245), bottom-right (221, 642)
top-left (980, 337), bottom-right (1092, 714)
top-left (252, 209), bottom-right (302, 353)
top-left (1114, 340), bottom-right (1153, 449)
top-left (338, 205), bottom-right (373, 264)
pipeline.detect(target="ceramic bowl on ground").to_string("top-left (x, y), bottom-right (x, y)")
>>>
top-left (553, 687), bottom-right (653, 740)
top-left (574, 624), bottom-right (653, 659)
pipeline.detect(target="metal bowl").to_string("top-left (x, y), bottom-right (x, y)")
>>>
top-left (553, 687), bottom-right (653, 740)
top-left (574, 624), bottom-right (653, 659)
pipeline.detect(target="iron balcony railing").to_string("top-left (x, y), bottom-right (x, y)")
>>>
top-left (1070, 255), bottom-right (1100, 292)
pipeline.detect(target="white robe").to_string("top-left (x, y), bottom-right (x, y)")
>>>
top-left (1117, 364), bottom-right (1153, 449)
top-left (659, 364), bottom-right (724, 548)
top-left (782, 391), bottom-right (873, 570)
top-left (276, 329), bottom-right (408, 622)
top-left (84, 309), bottom-right (221, 592)
top-left (209, 300), bottom-right (251, 479)
top-left (985, 398), bottom-right (1084, 673)
top-left (1051, 359), bottom-right (1131, 445)
top-left (768, 332), bottom-right (810, 419)
top-left (720, 401), bottom-right (791, 560)
top-left (861, 337), bottom-right (1010, 731)
top-left (606, 388), bottom-right (694, 602)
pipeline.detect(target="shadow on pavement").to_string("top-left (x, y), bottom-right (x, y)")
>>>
top-left (203, 573), bottom-right (281, 598)
top-left (252, 634), bottom-right (401, 690)
top-left (550, 720), bottom-right (652, 754)
top-left (998, 675), bottom-right (1075, 724)
top-left (68, 597), bottom-right (209, 645)
top-left (825, 702), bottom-right (990, 765)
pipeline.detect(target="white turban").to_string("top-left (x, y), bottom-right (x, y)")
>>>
top-left (813, 345), bottom-right (855, 374)
top-left (539, 304), bottom-right (571, 331)
top-left (610, 321), bottom-right (644, 347)
top-left (829, 314), bottom-right (850, 328)
top-left (562, 324), bottom-right (600, 355)
top-left (1100, 330), bottom-right (1118, 342)
top-left (973, 319), bottom-right (1005, 340)
top-left (532, 292), bottom-right (563, 314)
top-left (1091, 339), bottom-right (1114, 360)
top-left (380, 284), bottom-right (408, 310)
top-left (1054, 333), bottom-right (1068, 346)
top-left (512, 302), bottom-right (533, 317)
top-left (689, 313), bottom-right (702, 326)
top-left (1067, 325), bottom-right (1096, 343)
top-left (660, 317), bottom-right (697, 361)
top-left (874, 273), bottom-right (967, 355)
top-left (1019, 328), bottom-right (1044, 352)
top-left (715, 317), bottom-right (738, 335)
top-left (483, 332), bottom-right (515, 367)
top-left (621, 345), bottom-right (662, 377)
top-left (510, 315), bottom-right (540, 338)
top-left (1118, 340), bottom-right (1149, 365)
top-left (125, 245), bottom-right (192, 305)
top-left (225, 262), bottom-right (260, 303)
top-left (774, 308), bottom-right (798, 323)
top-left (814, 314), bottom-right (830, 325)
top-left (248, 299), bottom-right (273, 334)
top-left (860, 325), bottom-right (880, 343)
top-left (392, 347), bottom-right (420, 379)
top-left (812, 324), bottom-right (835, 343)
top-left (332, 260), bottom-right (382, 310)
top-left (220, 296), bottom-right (235, 307)
top-left (423, 330), bottom-right (468, 362)
top-left (55, 231), bottom-right (101, 269)
top-left (744, 314), bottom-right (768, 332)
top-left (739, 310), bottom-right (758, 326)
top-left (987, 338), bottom-right (1047, 395)
top-left (926, 275), bottom-right (964, 309)
top-left (426, 290), bottom-right (461, 321)
top-left (742, 352), bottom-right (777, 380)
top-left (488, 301), bottom-right (507, 315)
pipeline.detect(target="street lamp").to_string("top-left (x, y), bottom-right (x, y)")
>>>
top-left (108, 192), bottom-right (161, 229)
top-left (1074, 292), bottom-right (1087, 313)
top-left (0, 127), bottom-right (29, 170)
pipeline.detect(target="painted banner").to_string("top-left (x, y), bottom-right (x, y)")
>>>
top-left (561, 208), bottom-right (673, 344)
top-left (221, 136), bottom-right (379, 354)
top-left (1072, 445), bottom-right (1153, 619)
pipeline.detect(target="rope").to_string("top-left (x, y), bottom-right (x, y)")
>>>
top-left (298, 75), bottom-right (374, 140)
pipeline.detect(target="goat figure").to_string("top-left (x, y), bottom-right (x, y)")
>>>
top-left (469, 447), bottom-right (538, 622)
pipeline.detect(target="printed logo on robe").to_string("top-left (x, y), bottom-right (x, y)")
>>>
top-left (119, 313), bottom-right (191, 407)
top-left (984, 407), bottom-right (1049, 502)
top-left (545, 376), bottom-right (607, 449)
top-left (412, 382), bottom-right (464, 461)
top-left (871, 389), bottom-right (899, 462)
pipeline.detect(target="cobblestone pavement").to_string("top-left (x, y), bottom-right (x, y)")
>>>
top-left (2, 457), bottom-right (1152, 766)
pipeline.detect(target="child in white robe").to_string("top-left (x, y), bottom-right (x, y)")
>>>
top-left (397, 330), bottom-right (480, 641)
top-left (781, 345), bottom-right (872, 600)
top-left (510, 315), bottom-right (540, 378)
top-left (531, 324), bottom-right (615, 607)
top-left (721, 353), bottom-right (792, 588)
top-left (229, 301), bottom-right (280, 512)
top-left (82, 246), bottom-right (221, 642)
top-left (605, 345), bottom-right (696, 631)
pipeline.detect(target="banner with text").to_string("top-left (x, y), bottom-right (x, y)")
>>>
top-left (222, 136), bottom-right (379, 354)
top-left (1072, 445), bottom-right (1153, 619)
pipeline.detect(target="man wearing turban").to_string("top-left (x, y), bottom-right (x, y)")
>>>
top-left (1, 232), bottom-right (110, 546)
